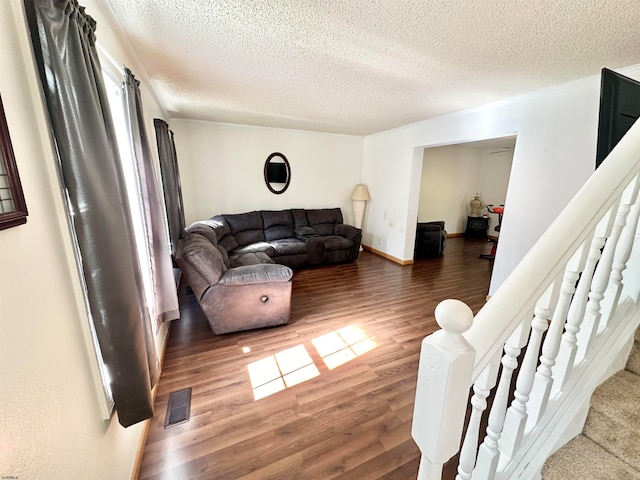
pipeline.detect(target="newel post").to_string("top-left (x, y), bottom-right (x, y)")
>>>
top-left (412, 299), bottom-right (475, 479)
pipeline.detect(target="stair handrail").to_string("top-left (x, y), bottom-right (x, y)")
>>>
top-left (412, 117), bottom-right (640, 479)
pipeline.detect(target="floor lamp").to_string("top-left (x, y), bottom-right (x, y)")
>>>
top-left (351, 184), bottom-right (370, 250)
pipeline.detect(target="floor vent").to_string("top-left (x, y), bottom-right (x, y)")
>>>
top-left (164, 387), bottom-right (192, 428)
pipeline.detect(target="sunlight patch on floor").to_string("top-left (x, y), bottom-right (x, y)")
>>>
top-left (247, 344), bottom-right (320, 400)
top-left (246, 325), bottom-right (376, 400)
top-left (312, 325), bottom-right (377, 370)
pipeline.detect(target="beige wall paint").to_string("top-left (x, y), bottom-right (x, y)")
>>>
top-left (417, 144), bottom-right (513, 235)
top-left (0, 1), bottom-right (168, 478)
top-left (477, 149), bottom-right (514, 234)
top-left (172, 119), bottom-right (364, 226)
top-left (418, 145), bottom-right (483, 233)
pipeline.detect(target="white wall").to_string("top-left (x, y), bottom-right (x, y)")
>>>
top-left (477, 149), bottom-right (514, 234)
top-left (1, 1), bottom-right (169, 479)
top-left (418, 145), bottom-right (483, 233)
top-left (417, 144), bottom-right (513, 236)
top-left (172, 119), bottom-right (364, 225)
top-left (363, 64), bottom-right (640, 293)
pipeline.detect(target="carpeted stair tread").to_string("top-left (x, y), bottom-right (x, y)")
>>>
top-left (584, 369), bottom-right (640, 470)
top-left (627, 340), bottom-right (640, 375)
top-left (542, 434), bottom-right (640, 479)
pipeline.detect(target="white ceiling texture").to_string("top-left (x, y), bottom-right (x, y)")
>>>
top-left (101, 0), bottom-right (640, 136)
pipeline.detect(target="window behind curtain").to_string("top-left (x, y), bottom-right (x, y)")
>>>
top-left (101, 69), bottom-right (156, 335)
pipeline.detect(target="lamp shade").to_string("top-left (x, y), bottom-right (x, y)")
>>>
top-left (350, 184), bottom-right (370, 201)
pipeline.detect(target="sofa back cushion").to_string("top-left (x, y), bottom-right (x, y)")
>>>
top-left (204, 216), bottom-right (233, 267)
top-left (307, 208), bottom-right (343, 236)
top-left (261, 210), bottom-right (295, 241)
top-left (181, 233), bottom-right (227, 286)
top-left (291, 209), bottom-right (308, 229)
top-left (185, 220), bottom-right (220, 246)
top-left (224, 211), bottom-right (265, 247)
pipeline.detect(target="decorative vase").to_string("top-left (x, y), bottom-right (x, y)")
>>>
top-left (469, 194), bottom-right (482, 217)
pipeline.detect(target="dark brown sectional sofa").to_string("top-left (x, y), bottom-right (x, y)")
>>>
top-left (176, 208), bottom-right (362, 334)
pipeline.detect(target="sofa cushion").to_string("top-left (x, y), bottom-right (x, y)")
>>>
top-left (262, 209), bottom-right (295, 241)
top-left (225, 211), bottom-right (263, 233)
top-left (264, 225), bottom-right (294, 241)
top-left (307, 208), bottom-right (343, 236)
top-left (235, 229), bottom-right (266, 247)
top-left (261, 210), bottom-right (294, 231)
top-left (207, 215), bottom-right (231, 239)
top-left (218, 234), bottom-right (239, 254)
top-left (181, 233), bottom-right (226, 285)
top-left (224, 211), bottom-right (266, 247)
top-left (219, 264), bottom-right (293, 286)
top-left (291, 208), bottom-right (309, 229)
top-left (269, 238), bottom-right (308, 256)
top-left (310, 222), bottom-right (333, 236)
top-left (209, 215), bottom-right (238, 254)
top-left (229, 252), bottom-right (274, 268)
top-left (324, 235), bottom-right (354, 252)
top-left (232, 242), bottom-right (276, 257)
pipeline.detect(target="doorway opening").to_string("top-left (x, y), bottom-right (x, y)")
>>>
top-left (414, 135), bottom-right (516, 260)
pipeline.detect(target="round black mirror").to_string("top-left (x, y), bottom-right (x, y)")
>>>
top-left (264, 152), bottom-right (291, 194)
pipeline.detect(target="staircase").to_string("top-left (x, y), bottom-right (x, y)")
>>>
top-left (542, 326), bottom-right (640, 479)
top-left (410, 118), bottom-right (640, 480)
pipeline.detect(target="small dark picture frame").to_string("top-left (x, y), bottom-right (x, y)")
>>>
top-left (0, 95), bottom-right (28, 230)
top-left (264, 152), bottom-right (291, 194)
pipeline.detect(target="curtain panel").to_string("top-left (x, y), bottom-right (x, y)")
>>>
top-left (25, 0), bottom-right (157, 427)
top-left (154, 119), bottom-right (186, 258)
top-left (122, 68), bottom-right (179, 325)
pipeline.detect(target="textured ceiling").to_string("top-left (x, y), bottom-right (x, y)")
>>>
top-left (101, 0), bottom-right (640, 136)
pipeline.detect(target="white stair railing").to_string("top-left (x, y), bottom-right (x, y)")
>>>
top-left (412, 118), bottom-right (640, 480)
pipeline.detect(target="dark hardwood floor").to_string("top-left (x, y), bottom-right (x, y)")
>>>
top-left (138, 237), bottom-right (494, 479)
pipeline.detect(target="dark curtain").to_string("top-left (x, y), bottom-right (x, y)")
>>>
top-left (122, 68), bottom-right (179, 326)
top-left (154, 119), bottom-right (185, 258)
top-left (25, 0), bottom-right (157, 427)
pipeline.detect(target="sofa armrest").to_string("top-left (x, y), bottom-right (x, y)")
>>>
top-left (334, 223), bottom-right (361, 240)
top-left (219, 264), bottom-right (293, 286)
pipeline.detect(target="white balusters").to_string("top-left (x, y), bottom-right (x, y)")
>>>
top-left (501, 283), bottom-right (557, 455)
top-left (609, 201), bottom-right (640, 305)
top-left (600, 176), bottom-right (640, 323)
top-left (574, 207), bottom-right (617, 363)
top-left (473, 318), bottom-right (530, 478)
top-left (455, 354), bottom-right (501, 480)
top-left (550, 241), bottom-right (592, 396)
top-left (576, 198), bottom-right (629, 361)
top-left (412, 299), bottom-right (475, 480)
top-left (526, 261), bottom-right (579, 428)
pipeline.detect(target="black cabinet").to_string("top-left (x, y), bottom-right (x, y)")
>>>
top-left (465, 216), bottom-right (489, 238)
